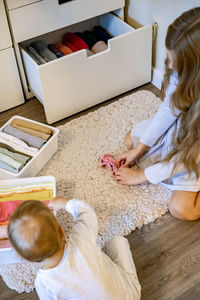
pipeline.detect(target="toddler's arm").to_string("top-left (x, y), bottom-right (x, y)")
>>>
top-left (50, 197), bottom-right (98, 243)
top-left (66, 199), bottom-right (98, 244)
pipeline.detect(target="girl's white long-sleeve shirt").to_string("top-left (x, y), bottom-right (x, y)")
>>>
top-left (139, 72), bottom-right (190, 184)
top-left (35, 199), bottom-right (141, 300)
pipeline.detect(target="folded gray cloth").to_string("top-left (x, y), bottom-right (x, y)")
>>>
top-left (30, 41), bottom-right (57, 62)
top-left (27, 46), bottom-right (46, 64)
top-left (2, 125), bottom-right (46, 149)
top-left (0, 146), bottom-right (30, 165)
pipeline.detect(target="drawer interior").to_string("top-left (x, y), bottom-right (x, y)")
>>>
top-left (20, 12), bottom-right (135, 63)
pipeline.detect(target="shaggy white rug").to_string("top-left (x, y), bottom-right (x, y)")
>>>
top-left (0, 90), bottom-right (171, 293)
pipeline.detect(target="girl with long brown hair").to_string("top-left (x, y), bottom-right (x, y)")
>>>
top-left (115, 7), bottom-right (200, 221)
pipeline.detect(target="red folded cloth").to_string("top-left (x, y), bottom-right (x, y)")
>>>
top-left (63, 32), bottom-right (89, 50)
top-left (99, 154), bottom-right (120, 175)
top-left (63, 40), bottom-right (79, 52)
top-left (54, 42), bottom-right (73, 55)
top-left (0, 200), bottom-right (50, 224)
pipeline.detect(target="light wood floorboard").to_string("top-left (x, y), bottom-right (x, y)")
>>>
top-left (0, 83), bottom-right (199, 300)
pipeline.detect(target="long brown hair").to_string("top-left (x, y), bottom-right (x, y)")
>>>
top-left (160, 7), bottom-right (200, 178)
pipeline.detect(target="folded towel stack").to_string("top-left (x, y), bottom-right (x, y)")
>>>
top-left (0, 180), bottom-right (54, 240)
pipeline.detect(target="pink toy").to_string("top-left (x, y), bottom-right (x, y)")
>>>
top-left (99, 154), bottom-right (120, 175)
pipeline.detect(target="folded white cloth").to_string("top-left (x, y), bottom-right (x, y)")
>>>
top-left (0, 133), bottom-right (38, 157)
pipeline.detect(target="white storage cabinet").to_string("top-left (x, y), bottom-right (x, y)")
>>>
top-left (6, 0), bottom-right (152, 124)
top-left (0, 0), bottom-right (24, 112)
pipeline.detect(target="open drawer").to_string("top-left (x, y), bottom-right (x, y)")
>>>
top-left (20, 13), bottom-right (152, 124)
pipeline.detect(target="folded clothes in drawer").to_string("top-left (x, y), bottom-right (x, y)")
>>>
top-left (0, 176), bottom-right (56, 264)
top-left (26, 26), bottom-right (113, 64)
top-left (0, 116), bottom-right (59, 179)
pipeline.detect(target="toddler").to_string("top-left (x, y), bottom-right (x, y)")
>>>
top-left (8, 197), bottom-right (141, 300)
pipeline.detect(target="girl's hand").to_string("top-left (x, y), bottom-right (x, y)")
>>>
top-left (115, 167), bottom-right (147, 185)
top-left (117, 142), bottom-right (149, 167)
top-left (49, 196), bottom-right (70, 212)
top-left (117, 148), bottom-right (140, 167)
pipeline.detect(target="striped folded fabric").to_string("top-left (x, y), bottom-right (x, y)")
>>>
top-left (0, 182), bottom-right (54, 226)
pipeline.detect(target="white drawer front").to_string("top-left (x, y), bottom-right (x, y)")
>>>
top-left (9, 0), bottom-right (124, 42)
top-left (0, 0), bottom-right (12, 50)
top-left (0, 48), bottom-right (24, 112)
top-left (6, 0), bottom-right (41, 10)
top-left (21, 13), bottom-right (152, 124)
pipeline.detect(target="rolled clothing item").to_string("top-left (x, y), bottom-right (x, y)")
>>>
top-left (11, 124), bottom-right (50, 141)
top-left (0, 153), bottom-right (23, 172)
top-left (93, 26), bottom-right (112, 43)
top-left (0, 146), bottom-right (30, 165)
top-left (27, 46), bottom-right (46, 64)
top-left (48, 44), bottom-right (64, 58)
top-left (99, 154), bottom-right (120, 175)
top-left (63, 32), bottom-right (89, 50)
top-left (0, 160), bottom-right (19, 174)
top-left (91, 41), bottom-right (108, 54)
top-left (0, 132), bottom-right (38, 156)
top-left (26, 48), bottom-right (42, 65)
top-left (0, 142), bottom-right (32, 159)
top-left (3, 125), bottom-right (46, 149)
top-left (75, 32), bottom-right (94, 49)
top-left (30, 40), bottom-right (57, 62)
top-left (54, 42), bottom-right (73, 55)
top-left (63, 40), bottom-right (79, 52)
top-left (11, 118), bottom-right (53, 135)
top-left (83, 31), bottom-right (98, 48)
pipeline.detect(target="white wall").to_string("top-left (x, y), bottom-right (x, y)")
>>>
top-left (125, 0), bottom-right (200, 89)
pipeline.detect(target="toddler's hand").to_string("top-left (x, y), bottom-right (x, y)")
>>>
top-left (49, 196), bottom-right (70, 212)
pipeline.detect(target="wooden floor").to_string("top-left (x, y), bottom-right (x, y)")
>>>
top-left (0, 84), bottom-right (200, 300)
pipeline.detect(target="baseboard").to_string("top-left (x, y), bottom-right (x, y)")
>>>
top-left (151, 67), bottom-right (163, 90)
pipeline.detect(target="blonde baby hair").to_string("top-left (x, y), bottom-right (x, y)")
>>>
top-left (8, 200), bottom-right (64, 262)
